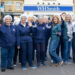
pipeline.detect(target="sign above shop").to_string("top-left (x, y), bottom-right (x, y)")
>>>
top-left (23, 6), bottom-right (73, 12)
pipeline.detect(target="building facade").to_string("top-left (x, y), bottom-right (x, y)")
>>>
top-left (23, 0), bottom-right (74, 15)
top-left (1, 0), bottom-right (24, 18)
top-left (74, 0), bottom-right (75, 14)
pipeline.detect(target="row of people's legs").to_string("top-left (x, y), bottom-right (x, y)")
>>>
top-left (1, 37), bottom-right (75, 70)
top-left (13, 42), bottom-right (46, 67)
top-left (13, 39), bottom-right (75, 67)
top-left (56, 38), bottom-right (73, 64)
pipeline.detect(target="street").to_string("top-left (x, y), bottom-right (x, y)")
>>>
top-left (0, 58), bottom-right (75, 75)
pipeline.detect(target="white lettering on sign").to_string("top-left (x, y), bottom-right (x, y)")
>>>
top-left (37, 6), bottom-right (60, 11)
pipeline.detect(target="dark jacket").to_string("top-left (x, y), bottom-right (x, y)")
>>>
top-left (17, 23), bottom-right (32, 47)
top-left (0, 23), bottom-right (16, 48)
top-left (32, 23), bottom-right (48, 43)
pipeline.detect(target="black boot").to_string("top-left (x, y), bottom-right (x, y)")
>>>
top-left (1, 69), bottom-right (6, 72)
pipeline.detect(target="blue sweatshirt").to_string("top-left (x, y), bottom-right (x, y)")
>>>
top-left (32, 23), bottom-right (48, 43)
top-left (0, 23), bottom-right (16, 48)
top-left (17, 23), bottom-right (32, 47)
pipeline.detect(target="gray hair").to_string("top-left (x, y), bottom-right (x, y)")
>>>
top-left (3, 15), bottom-right (12, 22)
top-left (20, 14), bottom-right (27, 20)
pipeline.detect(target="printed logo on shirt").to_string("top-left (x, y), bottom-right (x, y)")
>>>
top-left (43, 27), bottom-right (45, 30)
top-left (13, 29), bottom-right (15, 32)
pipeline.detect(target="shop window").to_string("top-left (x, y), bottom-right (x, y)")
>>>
top-left (16, 2), bottom-right (21, 10)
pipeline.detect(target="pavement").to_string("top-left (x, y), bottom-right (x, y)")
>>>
top-left (0, 49), bottom-right (75, 75)
top-left (0, 58), bottom-right (75, 75)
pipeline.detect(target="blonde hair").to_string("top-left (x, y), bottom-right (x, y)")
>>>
top-left (52, 15), bottom-right (60, 26)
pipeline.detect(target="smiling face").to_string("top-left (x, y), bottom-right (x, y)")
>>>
top-left (52, 16), bottom-right (60, 26)
top-left (5, 17), bottom-right (12, 26)
top-left (65, 15), bottom-right (71, 22)
top-left (38, 18), bottom-right (43, 25)
top-left (53, 17), bottom-right (58, 24)
top-left (21, 17), bottom-right (27, 24)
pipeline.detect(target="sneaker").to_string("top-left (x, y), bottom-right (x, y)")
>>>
top-left (1, 69), bottom-right (6, 72)
top-left (41, 62), bottom-right (46, 66)
top-left (30, 65), bottom-right (37, 69)
top-left (22, 67), bottom-right (27, 71)
top-left (7, 67), bottom-right (14, 70)
top-left (37, 63), bottom-right (40, 67)
top-left (69, 57), bottom-right (72, 59)
top-left (18, 63), bottom-right (21, 64)
top-left (59, 61), bottom-right (63, 66)
top-left (64, 61), bottom-right (73, 65)
top-left (51, 60), bottom-right (53, 63)
top-left (13, 64), bottom-right (16, 67)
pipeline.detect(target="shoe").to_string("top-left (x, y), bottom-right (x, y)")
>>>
top-left (51, 60), bottom-right (53, 63)
top-left (30, 65), bottom-right (37, 69)
top-left (69, 57), bottom-right (72, 59)
top-left (13, 64), bottom-right (16, 67)
top-left (18, 63), bottom-right (21, 64)
top-left (1, 69), bottom-right (6, 72)
top-left (45, 57), bottom-right (48, 61)
top-left (51, 63), bottom-right (59, 66)
top-left (37, 63), bottom-right (40, 67)
top-left (41, 62), bottom-right (46, 66)
top-left (64, 61), bottom-right (73, 65)
top-left (59, 61), bottom-right (63, 66)
top-left (7, 67), bottom-right (14, 70)
top-left (22, 67), bottom-right (27, 71)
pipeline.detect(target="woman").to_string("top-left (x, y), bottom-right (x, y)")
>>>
top-left (65, 15), bottom-right (73, 63)
top-left (49, 16), bottom-right (63, 65)
top-left (32, 16), bottom-right (51, 67)
top-left (17, 14), bottom-right (36, 70)
top-left (0, 15), bottom-right (16, 72)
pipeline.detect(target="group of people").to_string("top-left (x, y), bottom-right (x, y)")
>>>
top-left (0, 12), bottom-right (75, 72)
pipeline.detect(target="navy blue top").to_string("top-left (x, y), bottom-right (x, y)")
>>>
top-left (0, 23), bottom-right (16, 48)
top-left (17, 23), bottom-right (32, 47)
top-left (45, 22), bottom-right (52, 40)
top-left (32, 23), bottom-right (49, 43)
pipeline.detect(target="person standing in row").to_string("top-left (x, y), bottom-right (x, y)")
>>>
top-left (43, 16), bottom-right (52, 61)
top-left (0, 15), bottom-right (16, 72)
top-left (17, 14), bottom-right (36, 71)
top-left (49, 16), bottom-right (63, 65)
top-left (32, 16), bottom-right (51, 67)
top-left (65, 15), bottom-right (73, 63)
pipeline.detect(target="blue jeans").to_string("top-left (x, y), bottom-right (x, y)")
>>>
top-left (68, 40), bottom-right (72, 59)
top-left (62, 39), bottom-right (68, 62)
top-left (49, 39), bottom-right (62, 63)
top-left (1, 46), bottom-right (15, 69)
top-left (21, 42), bottom-right (33, 67)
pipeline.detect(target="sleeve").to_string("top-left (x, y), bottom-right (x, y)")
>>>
top-left (46, 24), bottom-right (51, 29)
top-left (32, 24), bottom-right (37, 32)
top-left (57, 24), bottom-right (61, 32)
top-left (16, 26), bottom-right (20, 47)
top-left (68, 25), bottom-right (73, 41)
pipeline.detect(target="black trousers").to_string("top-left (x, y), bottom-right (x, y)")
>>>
top-left (36, 42), bottom-right (45, 63)
top-left (13, 46), bottom-right (22, 64)
top-left (72, 33), bottom-right (75, 63)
